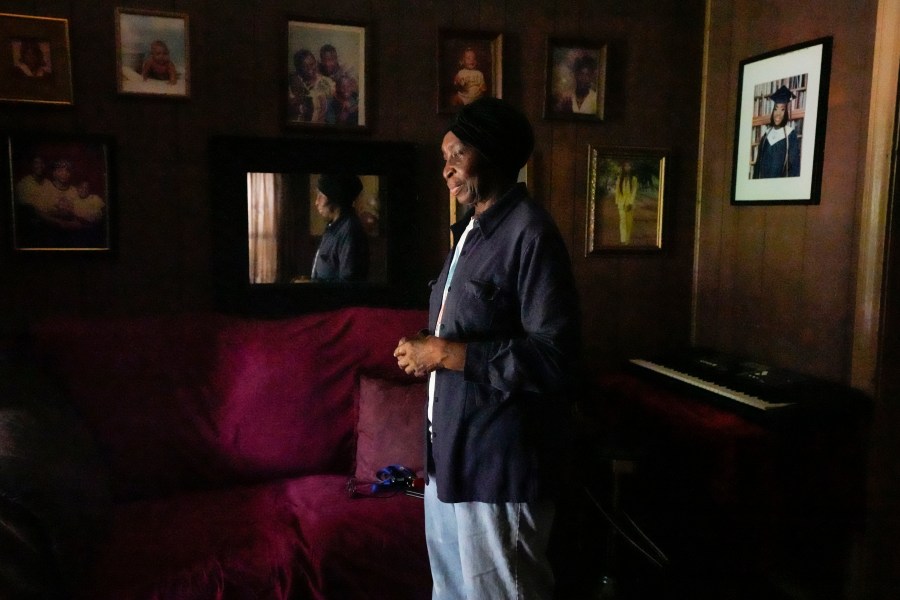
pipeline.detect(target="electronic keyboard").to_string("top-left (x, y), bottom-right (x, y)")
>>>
top-left (625, 349), bottom-right (842, 415)
top-left (628, 358), bottom-right (797, 412)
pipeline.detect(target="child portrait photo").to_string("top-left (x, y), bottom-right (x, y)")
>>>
top-left (437, 31), bottom-right (502, 114)
top-left (115, 8), bottom-right (190, 97)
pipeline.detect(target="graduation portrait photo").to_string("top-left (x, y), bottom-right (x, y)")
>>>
top-left (732, 37), bottom-right (832, 205)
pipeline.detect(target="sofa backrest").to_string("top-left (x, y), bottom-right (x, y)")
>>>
top-left (30, 307), bottom-right (427, 501)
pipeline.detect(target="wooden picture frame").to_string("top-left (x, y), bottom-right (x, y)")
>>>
top-left (731, 37), bottom-right (832, 204)
top-left (115, 8), bottom-right (190, 98)
top-left (586, 146), bottom-right (665, 253)
top-left (544, 38), bottom-right (606, 121)
top-left (0, 13), bottom-right (73, 105)
top-left (286, 18), bottom-right (367, 130)
top-left (6, 133), bottom-right (114, 252)
top-left (437, 30), bottom-right (502, 114)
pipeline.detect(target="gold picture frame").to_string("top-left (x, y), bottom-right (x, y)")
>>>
top-left (0, 13), bottom-right (73, 105)
top-left (115, 8), bottom-right (191, 98)
top-left (586, 146), bottom-right (665, 253)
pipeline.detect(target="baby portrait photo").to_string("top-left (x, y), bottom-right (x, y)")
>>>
top-left (437, 31), bottom-right (502, 113)
top-left (115, 8), bottom-right (190, 97)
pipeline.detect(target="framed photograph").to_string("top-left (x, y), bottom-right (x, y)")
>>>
top-left (585, 146), bottom-right (665, 253)
top-left (731, 37), bottom-right (832, 204)
top-left (0, 13), bottom-right (73, 105)
top-left (115, 8), bottom-right (190, 98)
top-left (437, 30), bottom-right (502, 114)
top-left (286, 19), bottom-right (367, 129)
top-left (6, 133), bottom-right (114, 252)
top-left (544, 38), bottom-right (607, 121)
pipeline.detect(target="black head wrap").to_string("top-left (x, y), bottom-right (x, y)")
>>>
top-left (448, 97), bottom-right (534, 178)
top-left (317, 174), bottom-right (363, 209)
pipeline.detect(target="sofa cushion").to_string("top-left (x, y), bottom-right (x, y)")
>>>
top-left (355, 375), bottom-right (426, 480)
top-left (285, 474), bottom-right (431, 600)
top-left (31, 307), bottom-right (427, 501)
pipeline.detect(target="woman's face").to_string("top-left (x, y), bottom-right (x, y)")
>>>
top-left (315, 191), bottom-right (337, 220)
top-left (442, 131), bottom-right (484, 208)
top-left (773, 103), bottom-right (787, 126)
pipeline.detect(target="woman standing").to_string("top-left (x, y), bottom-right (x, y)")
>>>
top-left (753, 85), bottom-right (801, 179)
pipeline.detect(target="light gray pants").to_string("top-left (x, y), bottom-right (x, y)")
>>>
top-left (424, 481), bottom-right (556, 600)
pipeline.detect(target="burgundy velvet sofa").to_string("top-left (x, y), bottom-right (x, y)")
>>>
top-left (23, 306), bottom-right (433, 599)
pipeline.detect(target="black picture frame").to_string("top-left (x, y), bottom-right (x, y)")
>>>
top-left (209, 136), bottom-right (420, 316)
top-left (5, 132), bottom-right (114, 252)
top-left (731, 37), bottom-right (832, 205)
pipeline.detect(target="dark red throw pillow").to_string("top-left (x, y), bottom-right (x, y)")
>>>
top-left (355, 375), bottom-right (426, 480)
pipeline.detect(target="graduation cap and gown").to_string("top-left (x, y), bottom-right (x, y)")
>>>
top-left (752, 85), bottom-right (802, 179)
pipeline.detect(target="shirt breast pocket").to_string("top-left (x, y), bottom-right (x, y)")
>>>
top-left (463, 279), bottom-right (509, 327)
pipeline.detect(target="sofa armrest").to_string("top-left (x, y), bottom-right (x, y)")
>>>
top-left (0, 361), bottom-right (112, 595)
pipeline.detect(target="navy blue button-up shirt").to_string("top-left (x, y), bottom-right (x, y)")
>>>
top-left (427, 183), bottom-right (581, 503)
top-left (311, 212), bottom-right (369, 282)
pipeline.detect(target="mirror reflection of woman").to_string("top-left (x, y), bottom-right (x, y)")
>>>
top-left (753, 85), bottom-right (801, 179)
top-left (310, 174), bottom-right (369, 282)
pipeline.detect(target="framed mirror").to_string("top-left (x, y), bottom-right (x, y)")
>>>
top-left (210, 136), bottom-right (420, 315)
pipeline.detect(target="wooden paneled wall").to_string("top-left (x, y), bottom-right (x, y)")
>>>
top-left (0, 0), bottom-right (705, 373)
top-left (696, 0), bottom-right (878, 382)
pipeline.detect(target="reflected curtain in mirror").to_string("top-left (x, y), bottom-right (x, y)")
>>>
top-left (247, 172), bottom-right (312, 284)
top-left (247, 172), bottom-right (279, 283)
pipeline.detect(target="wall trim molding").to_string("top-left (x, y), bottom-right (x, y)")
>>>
top-left (851, 0), bottom-right (900, 394)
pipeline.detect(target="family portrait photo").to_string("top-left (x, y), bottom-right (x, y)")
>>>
top-left (286, 19), bottom-right (366, 128)
top-left (8, 134), bottom-right (112, 251)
